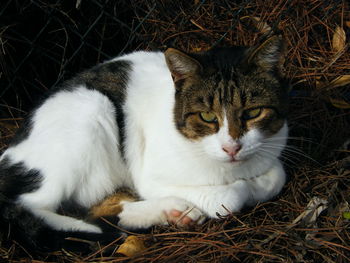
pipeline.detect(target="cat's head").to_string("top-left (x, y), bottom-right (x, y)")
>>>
top-left (165, 36), bottom-right (288, 165)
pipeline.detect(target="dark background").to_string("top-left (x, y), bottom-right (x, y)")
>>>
top-left (0, 0), bottom-right (138, 117)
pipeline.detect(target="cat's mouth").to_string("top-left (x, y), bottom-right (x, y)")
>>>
top-left (226, 156), bottom-right (245, 165)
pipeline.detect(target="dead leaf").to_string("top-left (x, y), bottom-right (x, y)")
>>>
top-left (292, 197), bottom-right (328, 226)
top-left (332, 26), bottom-right (346, 52)
top-left (329, 75), bottom-right (350, 88)
top-left (315, 75), bottom-right (350, 89)
top-left (258, 196), bottom-right (328, 246)
top-left (318, 75), bottom-right (350, 109)
top-left (116, 236), bottom-right (146, 257)
top-left (329, 97), bottom-right (350, 109)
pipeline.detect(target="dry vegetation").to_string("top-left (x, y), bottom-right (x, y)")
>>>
top-left (0, 0), bottom-right (349, 262)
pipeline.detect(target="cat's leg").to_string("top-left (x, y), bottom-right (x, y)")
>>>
top-left (17, 184), bottom-right (103, 233)
top-left (138, 179), bottom-right (252, 219)
top-left (117, 197), bottom-right (205, 229)
top-left (161, 162), bottom-right (285, 218)
top-left (182, 180), bottom-right (251, 218)
top-left (245, 160), bottom-right (286, 206)
top-left (32, 208), bottom-right (102, 233)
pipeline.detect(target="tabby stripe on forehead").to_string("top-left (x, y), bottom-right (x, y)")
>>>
top-left (227, 80), bottom-right (234, 103)
top-left (219, 81), bottom-right (227, 105)
top-left (217, 84), bottom-right (223, 105)
top-left (222, 82), bottom-right (228, 104)
top-left (76, 60), bottom-right (131, 158)
top-left (220, 80), bottom-right (234, 105)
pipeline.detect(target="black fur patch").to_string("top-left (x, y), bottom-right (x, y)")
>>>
top-left (0, 157), bottom-right (42, 200)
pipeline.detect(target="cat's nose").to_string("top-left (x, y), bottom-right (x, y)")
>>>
top-left (222, 144), bottom-right (241, 157)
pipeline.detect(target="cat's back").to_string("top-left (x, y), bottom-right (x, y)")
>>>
top-left (118, 51), bottom-right (174, 126)
top-left (116, 50), bottom-right (172, 94)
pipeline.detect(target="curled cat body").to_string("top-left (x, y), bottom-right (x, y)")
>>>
top-left (0, 36), bottom-right (288, 251)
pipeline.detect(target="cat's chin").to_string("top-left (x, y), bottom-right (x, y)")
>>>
top-left (229, 159), bottom-right (244, 164)
top-left (228, 159), bottom-right (245, 166)
top-left (207, 156), bottom-right (243, 166)
top-left (221, 157), bottom-right (246, 166)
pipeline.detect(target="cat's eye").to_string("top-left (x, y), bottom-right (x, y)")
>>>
top-left (199, 112), bottom-right (218, 123)
top-left (242, 108), bottom-right (262, 120)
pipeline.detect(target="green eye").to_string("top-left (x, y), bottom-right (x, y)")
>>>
top-left (200, 112), bottom-right (218, 123)
top-left (242, 108), bottom-right (262, 120)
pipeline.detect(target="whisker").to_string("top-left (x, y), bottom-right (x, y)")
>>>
top-left (261, 144), bottom-right (319, 164)
top-left (257, 149), bottom-right (298, 168)
top-left (263, 136), bottom-right (320, 145)
top-left (255, 150), bottom-right (296, 169)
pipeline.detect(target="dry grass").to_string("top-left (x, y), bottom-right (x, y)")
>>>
top-left (0, 0), bottom-right (349, 262)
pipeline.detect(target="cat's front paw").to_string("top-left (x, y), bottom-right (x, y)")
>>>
top-left (117, 197), bottom-right (205, 229)
top-left (165, 204), bottom-right (206, 228)
top-left (204, 180), bottom-right (250, 218)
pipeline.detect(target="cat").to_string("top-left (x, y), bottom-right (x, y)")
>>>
top-left (0, 35), bottom-right (288, 251)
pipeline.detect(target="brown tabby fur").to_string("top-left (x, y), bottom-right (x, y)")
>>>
top-left (165, 36), bottom-right (288, 141)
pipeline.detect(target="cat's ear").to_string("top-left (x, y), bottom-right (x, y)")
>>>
top-left (246, 35), bottom-right (285, 72)
top-left (165, 48), bottom-right (202, 83)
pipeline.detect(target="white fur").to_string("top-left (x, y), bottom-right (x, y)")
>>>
top-left (3, 87), bottom-right (130, 232)
top-left (118, 196), bottom-right (204, 229)
top-left (2, 51), bottom-right (288, 232)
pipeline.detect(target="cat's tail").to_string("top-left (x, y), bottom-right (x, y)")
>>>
top-left (0, 195), bottom-right (123, 253)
